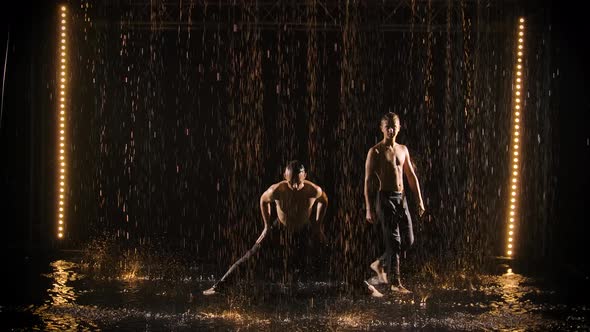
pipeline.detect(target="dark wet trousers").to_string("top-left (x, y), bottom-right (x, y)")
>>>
top-left (377, 191), bottom-right (414, 284)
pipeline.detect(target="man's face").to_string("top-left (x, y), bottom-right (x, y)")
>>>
top-left (380, 117), bottom-right (400, 139)
top-left (284, 169), bottom-right (306, 190)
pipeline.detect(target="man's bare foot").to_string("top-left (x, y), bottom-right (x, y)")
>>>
top-left (364, 281), bottom-right (384, 298)
top-left (391, 284), bottom-right (412, 294)
top-left (203, 287), bottom-right (217, 296)
top-left (370, 260), bottom-right (388, 284)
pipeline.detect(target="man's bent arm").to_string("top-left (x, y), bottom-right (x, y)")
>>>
top-left (315, 189), bottom-right (329, 223)
top-left (260, 185), bottom-right (275, 227)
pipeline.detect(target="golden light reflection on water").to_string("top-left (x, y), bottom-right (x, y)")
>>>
top-left (331, 311), bottom-right (375, 329)
top-left (199, 309), bottom-right (271, 326)
top-left (33, 260), bottom-right (99, 331)
top-left (47, 260), bottom-right (80, 305)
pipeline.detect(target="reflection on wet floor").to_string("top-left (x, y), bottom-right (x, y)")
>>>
top-left (2, 252), bottom-right (588, 331)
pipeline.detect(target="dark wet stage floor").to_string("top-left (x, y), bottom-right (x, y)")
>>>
top-left (2, 250), bottom-right (589, 331)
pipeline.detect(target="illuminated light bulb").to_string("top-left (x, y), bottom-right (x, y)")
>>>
top-left (513, 171), bottom-right (518, 176)
top-left (515, 118), bottom-right (520, 123)
top-left (509, 231), bottom-right (513, 235)
top-left (511, 185), bottom-right (516, 190)
top-left (516, 91), bottom-right (521, 96)
top-left (507, 268), bottom-right (513, 273)
top-left (509, 238), bottom-right (513, 242)
top-left (59, 156), bottom-right (64, 160)
top-left (510, 204), bottom-right (515, 209)
top-left (520, 18), bottom-right (525, 23)
top-left (508, 244), bottom-right (513, 248)
top-left (518, 38), bottom-right (523, 43)
top-left (518, 58), bottom-right (522, 62)
top-left (516, 84), bottom-right (521, 88)
top-left (507, 250), bottom-right (512, 255)
top-left (61, 6), bottom-right (66, 11)
top-left (515, 111), bottom-right (520, 116)
top-left (59, 220), bottom-right (63, 224)
top-left (515, 124), bottom-right (520, 130)
top-left (510, 211), bottom-right (515, 216)
top-left (58, 233), bottom-right (63, 238)
top-left (510, 224), bottom-right (514, 229)
top-left (516, 98), bottom-right (521, 102)
top-left (518, 52), bottom-right (523, 56)
top-left (514, 144), bottom-right (519, 149)
top-left (59, 227), bottom-right (63, 231)
top-left (61, 162), bottom-right (65, 166)
top-left (519, 24), bottom-right (524, 29)
top-left (518, 45), bottom-right (523, 49)
top-left (515, 131), bottom-right (520, 136)
top-left (59, 214), bottom-right (63, 218)
top-left (512, 178), bottom-right (517, 183)
top-left (517, 78), bottom-right (521, 82)
top-left (511, 192), bottom-right (516, 197)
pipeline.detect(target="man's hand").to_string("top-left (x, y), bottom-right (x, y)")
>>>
top-left (366, 209), bottom-right (377, 224)
top-left (418, 202), bottom-right (425, 217)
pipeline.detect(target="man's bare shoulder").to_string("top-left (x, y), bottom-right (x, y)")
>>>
top-left (369, 142), bottom-right (384, 155)
top-left (303, 180), bottom-right (323, 197)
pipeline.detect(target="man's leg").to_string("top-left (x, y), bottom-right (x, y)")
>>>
top-left (203, 221), bottom-right (274, 295)
top-left (390, 196), bottom-right (412, 293)
top-left (372, 193), bottom-right (394, 284)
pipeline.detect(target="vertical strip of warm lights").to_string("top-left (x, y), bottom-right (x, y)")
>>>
top-left (506, 17), bottom-right (525, 257)
top-left (57, 5), bottom-right (68, 239)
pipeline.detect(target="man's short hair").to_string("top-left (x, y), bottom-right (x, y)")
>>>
top-left (286, 160), bottom-right (306, 174)
top-left (381, 112), bottom-right (400, 124)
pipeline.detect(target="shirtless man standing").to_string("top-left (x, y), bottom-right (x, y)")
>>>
top-left (364, 112), bottom-right (425, 295)
top-left (203, 160), bottom-right (328, 295)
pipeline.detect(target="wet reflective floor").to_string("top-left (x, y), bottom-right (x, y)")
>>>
top-left (2, 251), bottom-right (589, 331)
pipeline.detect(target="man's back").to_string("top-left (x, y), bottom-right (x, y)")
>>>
top-left (273, 180), bottom-right (322, 230)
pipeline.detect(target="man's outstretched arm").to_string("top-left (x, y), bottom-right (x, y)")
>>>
top-left (403, 146), bottom-right (425, 216)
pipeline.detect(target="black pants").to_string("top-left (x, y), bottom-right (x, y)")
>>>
top-left (376, 191), bottom-right (414, 283)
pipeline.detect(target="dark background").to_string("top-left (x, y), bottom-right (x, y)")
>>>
top-left (0, 0), bottom-right (588, 278)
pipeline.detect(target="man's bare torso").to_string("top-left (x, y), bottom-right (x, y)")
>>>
top-left (372, 142), bottom-right (407, 192)
top-left (273, 180), bottom-right (321, 230)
